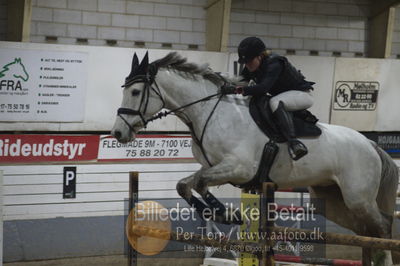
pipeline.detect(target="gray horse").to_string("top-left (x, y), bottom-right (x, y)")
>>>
top-left (112, 52), bottom-right (399, 265)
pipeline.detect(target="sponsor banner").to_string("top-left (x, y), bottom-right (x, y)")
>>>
top-left (0, 48), bottom-right (88, 122)
top-left (98, 135), bottom-right (194, 161)
top-left (333, 81), bottom-right (379, 111)
top-left (0, 135), bottom-right (99, 163)
top-left (362, 132), bottom-right (400, 158)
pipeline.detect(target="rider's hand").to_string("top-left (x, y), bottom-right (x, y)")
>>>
top-left (220, 84), bottom-right (244, 95)
top-left (220, 84), bottom-right (237, 95)
top-left (235, 86), bottom-right (244, 95)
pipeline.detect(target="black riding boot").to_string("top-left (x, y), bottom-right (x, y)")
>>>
top-left (274, 101), bottom-right (308, 160)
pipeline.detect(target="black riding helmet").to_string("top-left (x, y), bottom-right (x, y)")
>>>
top-left (238, 37), bottom-right (266, 64)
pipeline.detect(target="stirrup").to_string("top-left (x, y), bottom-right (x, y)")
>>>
top-left (288, 139), bottom-right (308, 161)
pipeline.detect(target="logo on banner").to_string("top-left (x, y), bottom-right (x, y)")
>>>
top-left (0, 58), bottom-right (29, 91)
top-left (334, 81), bottom-right (379, 111)
top-left (335, 83), bottom-right (351, 108)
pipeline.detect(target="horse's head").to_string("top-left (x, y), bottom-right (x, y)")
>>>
top-left (0, 58), bottom-right (29, 82)
top-left (12, 58), bottom-right (29, 81)
top-left (111, 52), bottom-right (165, 143)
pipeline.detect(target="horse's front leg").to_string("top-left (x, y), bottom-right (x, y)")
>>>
top-left (176, 170), bottom-right (211, 216)
top-left (176, 157), bottom-right (250, 202)
top-left (180, 157), bottom-right (251, 224)
top-left (194, 157), bottom-right (252, 191)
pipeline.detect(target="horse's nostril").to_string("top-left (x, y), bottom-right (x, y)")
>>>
top-left (113, 130), bottom-right (122, 140)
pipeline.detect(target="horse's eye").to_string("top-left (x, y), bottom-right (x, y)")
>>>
top-left (131, 89), bottom-right (140, 96)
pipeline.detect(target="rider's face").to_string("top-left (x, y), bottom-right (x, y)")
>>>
top-left (245, 56), bottom-right (261, 72)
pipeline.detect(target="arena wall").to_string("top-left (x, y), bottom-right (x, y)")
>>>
top-left (1, 1), bottom-right (400, 58)
top-left (2, 41), bottom-right (400, 131)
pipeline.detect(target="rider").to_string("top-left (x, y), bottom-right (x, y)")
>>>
top-left (236, 36), bottom-right (315, 160)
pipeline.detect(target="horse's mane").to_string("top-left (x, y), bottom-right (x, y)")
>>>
top-left (152, 52), bottom-right (225, 86)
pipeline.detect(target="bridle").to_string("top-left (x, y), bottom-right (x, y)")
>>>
top-left (116, 64), bottom-right (224, 166)
top-left (117, 65), bottom-right (165, 131)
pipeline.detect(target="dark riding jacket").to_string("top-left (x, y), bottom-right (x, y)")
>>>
top-left (241, 54), bottom-right (315, 97)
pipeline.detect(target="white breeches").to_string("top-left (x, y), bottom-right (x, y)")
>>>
top-left (270, 90), bottom-right (313, 112)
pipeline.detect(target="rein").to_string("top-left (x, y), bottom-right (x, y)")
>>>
top-left (146, 92), bottom-right (221, 124)
top-left (117, 66), bottom-right (224, 167)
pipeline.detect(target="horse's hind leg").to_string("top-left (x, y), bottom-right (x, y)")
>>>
top-left (340, 180), bottom-right (391, 238)
top-left (340, 172), bottom-right (393, 266)
top-left (310, 185), bottom-right (375, 265)
top-left (309, 185), bottom-right (367, 234)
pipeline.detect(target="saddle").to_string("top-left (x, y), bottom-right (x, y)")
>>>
top-left (237, 95), bottom-right (322, 191)
top-left (249, 95), bottom-right (321, 143)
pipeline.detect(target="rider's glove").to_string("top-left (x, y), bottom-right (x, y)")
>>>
top-left (220, 84), bottom-right (239, 95)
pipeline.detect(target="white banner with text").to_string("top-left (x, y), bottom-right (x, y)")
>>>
top-left (0, 48), bottom-right (88, 122)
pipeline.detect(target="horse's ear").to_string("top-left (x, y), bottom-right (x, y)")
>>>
top-left (130, 53), bottom-right (139, 73)
top-left (137, 51), bottom-right (149, 75)
top-left (127, 53), bottom-right (139, 80)
top-left (132, 53), bottom-right (139, 68)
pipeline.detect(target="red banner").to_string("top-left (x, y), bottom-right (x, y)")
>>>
top-left (0, 135), bottom-right (99, 163)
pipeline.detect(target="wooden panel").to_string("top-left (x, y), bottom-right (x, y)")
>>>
top-left (0, 163), bottom-right (200, 175)
top-left (4, 180), bottom-right (182, 195)
top-left (5, 210), bottom-right (126, 221)
top-left (4, 201), bottom-right (126, 216)
top-left (4, 192), bottom-right (129, 205)
top-left (7, 0), bottom-right (32, 42)
top-left (2, 163), bottom-right (197, 220)
top-left (4, 183), bottom-right (126, 195)
top-left (206, 0), bottom-right (231, 52)
top-left (4, 190), bottom-right (181, 220)
top-left (3, 171), bottom-right (193, 185)
top-left (4, 190), bottom-right (181, 206)
top-left (369, 7), bottom-right (396, 58)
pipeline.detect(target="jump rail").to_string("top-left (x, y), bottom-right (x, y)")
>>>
top-left (275, 254), bottom-right (361, 266)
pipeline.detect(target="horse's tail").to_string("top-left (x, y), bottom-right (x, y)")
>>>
top-left (371, 141), bottom-right (399, 236)
top-left (372, 141), bottom-right (400, 262)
